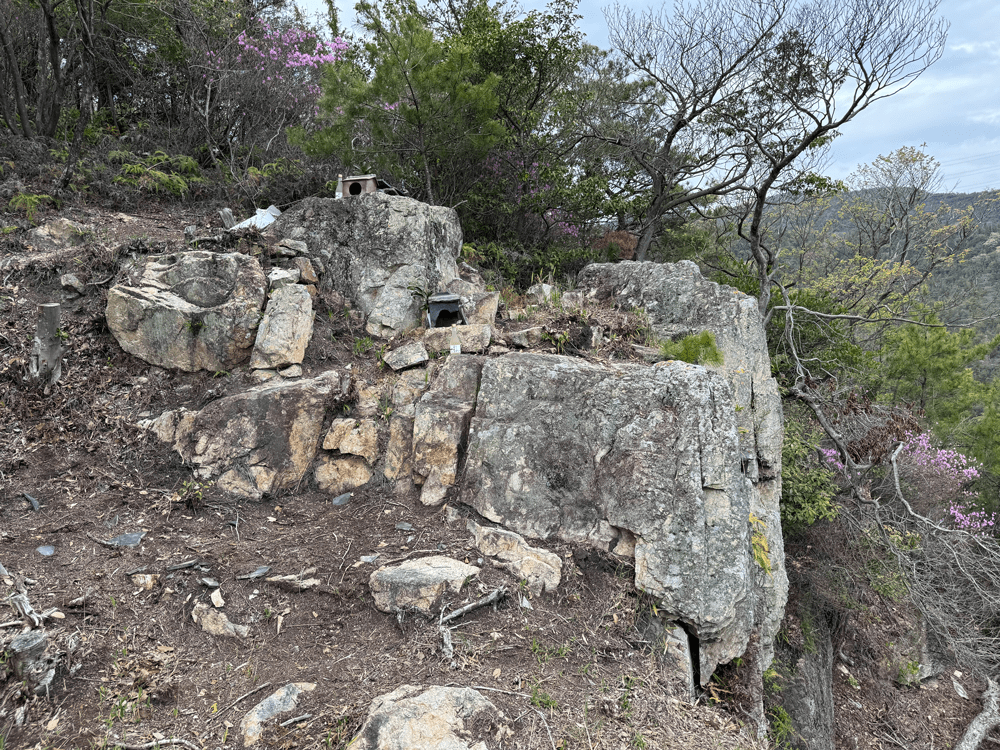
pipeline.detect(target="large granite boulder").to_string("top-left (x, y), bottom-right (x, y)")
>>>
top-left (461, 353), bottom-right (756, 681)
top-left (577, 260), bottom-right (786, 669)
top-left (267, 194), bottom-right (462, 337)
top-left (144, 370), bottom-right (351, 498)
top-left (106, 250), bottom-right (266, 371)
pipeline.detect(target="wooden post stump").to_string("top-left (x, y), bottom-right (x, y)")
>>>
top-left (29, 302), bottom-right (62, 386)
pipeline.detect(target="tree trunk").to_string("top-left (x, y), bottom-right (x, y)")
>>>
top-left (0, 20), bottom-right (35, 137)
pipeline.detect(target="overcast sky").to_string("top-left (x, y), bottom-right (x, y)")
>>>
top-left (321, 0), bottom-right (1000, 193)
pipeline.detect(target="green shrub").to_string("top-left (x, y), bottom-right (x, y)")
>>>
top-left (112, 150), bottom-right (204, 197)
top-left (781, 417), bottom-right (838, 532)
top-left (658, 331), bottom-right (723, 366)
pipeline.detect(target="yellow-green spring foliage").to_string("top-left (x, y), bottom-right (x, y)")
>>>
top-left (659, 331), bottom-right (723, 366)
top-left (750, 512), bottom-right (772, 578)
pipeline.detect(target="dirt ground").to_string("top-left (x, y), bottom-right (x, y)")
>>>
top-left (0, 202), bottom-right (990, 750)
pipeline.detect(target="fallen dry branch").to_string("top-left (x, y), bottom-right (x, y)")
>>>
top-left (955, 678), bottom-right (1000, 750)
top-left (440, 586), bottom-right (506, 625)
top-left (113, 738), bottom-right (200, 750)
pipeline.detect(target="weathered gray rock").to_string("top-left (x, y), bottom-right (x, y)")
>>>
top-left (369, 556), bottom-right (479, 615)
top-left (412, 355), bottom-right (482, 505)
top-left (526, 282), bottom-right (555, 304)
top-left (241, 682), bottom-right (315, 746)
top-left (444, 279), bottom-right (500, 326)
top-left (106, 251), bottom-right (266, 371)
top-left (384, 371), bottom-right (431, 482)
top-left (268, 194), bottom-right (462, 338)
top-left (510, 327), bottom-right (545, 348)
top-left (60, 273), bottom-right (86, 295)
top-left (469, 521), bottom-right (561, 595)
top-left (461, 353), bottom-right (755, 682)
top-left (291, 257), bottom-right (319, 284)
top-left (191, 602), bottom-right (248, 638)
top-left (323, 418), bottom-right (379, 463)
top-left (351, 685), bottom-right (499, 750)
top-left (384, 416), bottom-right (414, 482)
top-left (577, 260), bottom-right (786, 671)
top-left (383, 341), bottom-right (429, 371)
top-left (267, 267), bottom-right (300, 289)
top-left (250, 284), bottom-right (313, 369)
top-left (146, 370), bottom-right (350, 498)
top-left (27, 218), bottom-right (89, 252)
top-left (315, 455), bottom-right (373, 495)
top-left (423, 324), bottom-right (492, 353)
top-left (774, 607), bottom-right (834, 750)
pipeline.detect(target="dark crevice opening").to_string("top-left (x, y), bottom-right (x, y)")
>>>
top-left (678, 620), bottom-right (702, 689)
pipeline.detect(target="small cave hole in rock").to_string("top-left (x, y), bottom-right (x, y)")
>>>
top-left (678, 621), bottom-right (702, 689)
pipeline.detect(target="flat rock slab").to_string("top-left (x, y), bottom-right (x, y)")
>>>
top-left (423, 324), bottom-right (492, 353)
top-left (250, 284), bottom-right (314, 369)
top-left (369, 556), bottom-right (480, 615)
top-left (383, 341), bottom-right (429, 371)
top-left (412, 356), bottom-right (483, 505)
top-left (461, 352), bottom-right (751, 681)
top-left (350, 685), bottom-right (499, 750)
top-left (106, 250), bottom-right (266, 372)
top-left (145, 370), bottom-right (351, 498)
top-left (241, 682), bottom-right (315, 746)
top-left (469, 522), bottom-right (562, 595)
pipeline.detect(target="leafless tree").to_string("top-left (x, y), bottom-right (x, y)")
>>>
top-left (597, 0), bottom-right (947, 281)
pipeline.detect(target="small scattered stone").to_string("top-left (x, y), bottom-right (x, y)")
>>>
top-left (510, 327), bottom-right (545, 348)
top-left (238, 566), bottom-right (271, 580)
top-left (201, 577), bottom-right (220, 588)
top-left (251, 369), bottom-right (278, 383)
top-left (211, 588), bottom-right (226, 607)
top-left (192, 602), bottom-right (248, 638)
top-left (360, 554), bottom-right (380, 564)
top-left (240, 682), bottom-right (316, 747)
top-left (105, 531), bottom-right (145, 547)
top-left (331, 492), bottom-right (353, 506)
top-left (953, 677), bottom-right (968, 699)
top-left (278, 364), bottom-right (302, 378)
top-left (60, 273), bottom-right (86, 296)
top-left (131, 574), bottom-right (160, 590)
top-left (36, 546), bottom-right (55, 557)
top-left (395, 522), bottom-right (414, 531)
